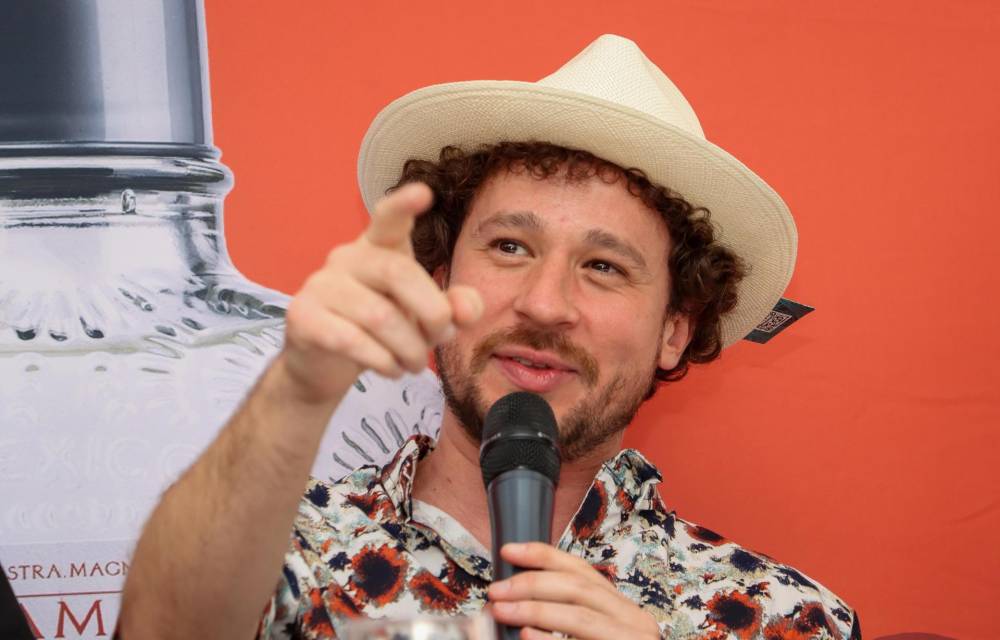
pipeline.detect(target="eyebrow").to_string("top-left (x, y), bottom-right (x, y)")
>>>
top-left (474, 209), bottom-right (651, 273)
top-left (583, 228), bottom-right (649, 272)
top-left (473, 210), bottom-right (544, 236)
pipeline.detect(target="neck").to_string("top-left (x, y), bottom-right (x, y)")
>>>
top-left (411, 408), bottom-right (623, 549)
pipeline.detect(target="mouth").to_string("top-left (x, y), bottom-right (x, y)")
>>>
top-left (492, 348), bottom-right (577, 393)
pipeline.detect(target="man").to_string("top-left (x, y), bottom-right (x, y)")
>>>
top-left (119, 35), bottom-right (859, 639)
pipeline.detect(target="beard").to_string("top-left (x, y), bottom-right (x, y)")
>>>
top-left (435, 324), bottom-right (661, 463)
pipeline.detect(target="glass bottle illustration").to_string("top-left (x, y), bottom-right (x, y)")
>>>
top-left (0, 1), bottom-right (441, 635)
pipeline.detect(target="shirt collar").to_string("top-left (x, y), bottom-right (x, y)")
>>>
top-left (375, 435), bottom-right (662, 533)
top-left (601, 446), bottom-right (663, 505)
top-left (376, 434), bottom-right (434, 518)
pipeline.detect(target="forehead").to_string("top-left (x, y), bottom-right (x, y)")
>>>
top-left (464, 169), bottom-right (671, 261)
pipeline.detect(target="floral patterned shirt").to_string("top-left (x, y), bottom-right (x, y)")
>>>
top-left (257, 436), bottom-right (861, 639)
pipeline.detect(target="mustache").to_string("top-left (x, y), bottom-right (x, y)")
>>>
top-left (469, 325), bottom-right (600, 387)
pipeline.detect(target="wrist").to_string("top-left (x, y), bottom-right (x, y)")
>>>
top-left (244, 353), bottom-right (350, 464)
top-left (268, 350), bottom-right (358, 409)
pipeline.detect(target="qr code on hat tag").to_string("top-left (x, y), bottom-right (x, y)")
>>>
top-left (744, 298), bottom-right (814, 344)
top-left (757, 311), bottom-right (793, 333)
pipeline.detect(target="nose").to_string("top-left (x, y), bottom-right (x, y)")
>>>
top-left (511, 256), bottom-right (581, 328)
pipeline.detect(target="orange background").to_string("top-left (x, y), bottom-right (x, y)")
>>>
top-left (204, 2), bottom-right (1000, 638)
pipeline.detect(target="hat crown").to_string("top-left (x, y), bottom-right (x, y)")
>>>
top-left (358, 33), bottom-right (797, 349)
top-left (537, 34), bottom-right (705, 139)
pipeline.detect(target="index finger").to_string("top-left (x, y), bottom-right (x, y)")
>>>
top-left (365, 182), bottom-right (434, 251)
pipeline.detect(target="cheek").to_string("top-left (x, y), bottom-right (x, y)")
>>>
top-left (450, 259), bottom-right (518, 316)
top-left (586, 299), bottom-right (662, 362)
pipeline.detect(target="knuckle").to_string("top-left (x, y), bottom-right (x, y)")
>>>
top-left (522, 572), bottom-right (541, 591)
top-left (300, 270), bottom-right (332, 298)
top-left (529, 602), bottom-right (550, 622)
top-left (578, 607), bottom-right (600, 628)
top-left (363, 302), bottom-right (395, 332)
top-left (524, 571), bottom-right (545, 589)
top-left (339, 331), bottom-right (395, 374)
top-left (379, 252), bottom-right (407, 282)
top-left (519, 601), bottom-right (541, 619)
top-left (325, 244), bottom-right (350, 266)
top-left (320, 322), bottom-right (354, 354)
top-left (569, 574), bottom-right (589, 592)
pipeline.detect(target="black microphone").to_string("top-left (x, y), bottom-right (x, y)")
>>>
top-left (480, 391), bottom-right (561, 640)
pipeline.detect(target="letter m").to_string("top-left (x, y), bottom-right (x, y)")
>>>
top-left (56, 599), bottom-right (106, 637)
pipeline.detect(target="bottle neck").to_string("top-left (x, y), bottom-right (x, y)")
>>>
top-left (0, 154), bottom-right (235, 278)
top-left (0, 154), bottom-right (290, 350)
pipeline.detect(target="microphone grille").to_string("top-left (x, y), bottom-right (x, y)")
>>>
top-left (480, 392), bottom-right (561, 487)
top-left (482, 391), bottom-right (558, 441)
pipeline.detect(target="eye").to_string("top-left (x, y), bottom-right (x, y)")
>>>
top-left (492, 239), bottom-right (528, 256)
top-left (588, 260), bottom-right (625, 277)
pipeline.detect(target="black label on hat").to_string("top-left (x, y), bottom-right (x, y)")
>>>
top-left (743, 298), bottom-right (814, 344)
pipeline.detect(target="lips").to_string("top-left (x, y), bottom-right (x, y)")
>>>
top-left (492, 347), bottom-right (576, 372)
top-left (492, 347), bottom-right (577, 393)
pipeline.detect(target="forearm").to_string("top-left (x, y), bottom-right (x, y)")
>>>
top-left (118, 353), bottom-right (355, 640)
top-left (116, 182), bottom-right (479, 638)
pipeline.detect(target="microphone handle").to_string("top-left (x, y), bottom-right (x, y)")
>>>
top-left (487, 468), bottom-right (555, 640)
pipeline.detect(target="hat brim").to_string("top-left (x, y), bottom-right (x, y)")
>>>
top-left (358, 81), bottom-right (796, 348)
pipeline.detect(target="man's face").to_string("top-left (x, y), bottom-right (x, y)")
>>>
top-left (435, 169), bottom-right (683, 462)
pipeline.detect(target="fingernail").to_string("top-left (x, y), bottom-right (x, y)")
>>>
top-left (503, 542), bottom-right (524, 553)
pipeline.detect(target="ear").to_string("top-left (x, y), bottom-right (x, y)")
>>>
top-left (658, 311), bottom-right (694, 371)
top-left (432, 264), bottom-right (449, 289)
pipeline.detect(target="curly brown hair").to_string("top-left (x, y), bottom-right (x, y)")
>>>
top-left (391, 141), bottom-right (746, 383)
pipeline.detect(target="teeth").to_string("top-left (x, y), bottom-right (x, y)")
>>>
top-left (513, 356), bottom-right (550, 369)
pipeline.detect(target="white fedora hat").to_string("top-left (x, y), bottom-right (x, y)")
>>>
top-left (358, 34), bottom-right (796, 348)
